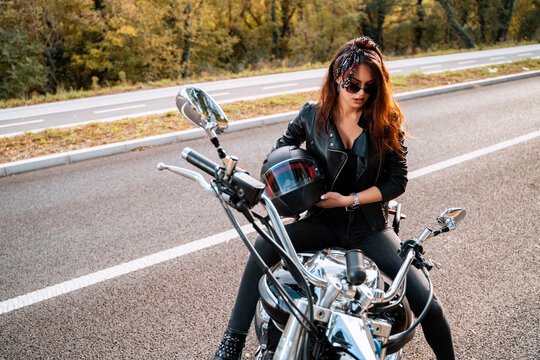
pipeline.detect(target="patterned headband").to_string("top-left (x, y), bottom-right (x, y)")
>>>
top-left (333, 36), bottom-right (382, 89)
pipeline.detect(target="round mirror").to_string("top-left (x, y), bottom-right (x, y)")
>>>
top-left (176, 86), bottom-right (228, 134)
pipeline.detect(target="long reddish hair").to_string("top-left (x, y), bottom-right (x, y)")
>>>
top-left (316, 37), bottom-right (406, 157)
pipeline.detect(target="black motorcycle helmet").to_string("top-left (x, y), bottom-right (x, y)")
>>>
top-left (261, 146), bottom-right (326, 216)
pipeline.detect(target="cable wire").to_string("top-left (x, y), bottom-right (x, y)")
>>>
top-left (212, 182), bottom-right (317, 334)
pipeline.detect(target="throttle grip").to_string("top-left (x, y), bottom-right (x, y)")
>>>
top-left (181, 147), bottom-right (220, 177)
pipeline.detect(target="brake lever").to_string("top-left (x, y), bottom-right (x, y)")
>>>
top-left (428, 258), bottom-right (442, 270)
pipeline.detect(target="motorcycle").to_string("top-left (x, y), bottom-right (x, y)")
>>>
top-left (158, 85), bottom-right (466, 360)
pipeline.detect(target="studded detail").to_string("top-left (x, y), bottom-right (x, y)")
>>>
top-left (213, 331), bottom-right (246, 360)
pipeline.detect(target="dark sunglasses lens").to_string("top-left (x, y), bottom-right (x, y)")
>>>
top-left (363, 86), bottom-right (376, 95)
top-left (344, 83), bottom-right (376, 95)
top-left (345, 83), bottom-right (360, 93)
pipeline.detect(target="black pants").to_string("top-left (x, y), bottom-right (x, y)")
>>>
top-left (226, 208), bottom-right (455, 360)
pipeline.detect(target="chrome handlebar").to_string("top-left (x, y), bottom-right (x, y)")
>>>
top-left (262, 194), bottom-right (329, 289)
top-left (158, 160), bottom-right (463, 307)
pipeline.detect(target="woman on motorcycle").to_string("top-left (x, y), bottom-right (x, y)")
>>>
top-left (213, 36), bottom-right (455, 360)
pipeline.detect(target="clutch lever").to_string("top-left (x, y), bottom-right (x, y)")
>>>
top-left (157, 163), bottom-right (213, 193)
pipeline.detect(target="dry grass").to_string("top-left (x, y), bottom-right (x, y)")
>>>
top-left (1, 59), bottom-right (538, 164)
top-left (391, 58), bottom-right (539, 92)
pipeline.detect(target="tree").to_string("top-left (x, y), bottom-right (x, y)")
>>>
top-left (0, 29), bottom-right (47, 100)
top-left (496, 0), bottom-right (515, 42)
top-left (415, 0), bottom-right (427, 49)
top-left (476, 0), bottom-right (489, 43)
top-left (435, 0), bottom-right (476, 48)
top-left (181, 0), bottom-right (193, 78)
top-left (511, 0), bottom-right (540, 41)
top-left (357, 0), bottom-right (396, 49)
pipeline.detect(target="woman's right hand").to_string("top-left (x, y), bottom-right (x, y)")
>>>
top-left (316, 192), bottom-right (353, 209)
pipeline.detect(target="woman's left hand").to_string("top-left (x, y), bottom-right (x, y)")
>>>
top-left (316, 192), bottom-right (351, 209)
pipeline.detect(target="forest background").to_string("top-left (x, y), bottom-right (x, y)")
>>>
top-left (1, 0), bottom-right (539, 102)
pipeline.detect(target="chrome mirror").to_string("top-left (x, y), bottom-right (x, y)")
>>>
top-left (437, 208), bottom-right (466, 230)
top-left (176, 86), bottom-right (228, 135)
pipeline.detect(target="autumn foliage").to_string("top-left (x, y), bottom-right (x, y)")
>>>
top-left (0, 0), bottom-right (538, 100)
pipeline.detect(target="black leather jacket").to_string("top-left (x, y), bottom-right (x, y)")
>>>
top-left (274, 102), bottom-right (408, 230)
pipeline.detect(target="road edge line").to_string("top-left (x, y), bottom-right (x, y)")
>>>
top-left (0, 225), bottom-right (256, 315)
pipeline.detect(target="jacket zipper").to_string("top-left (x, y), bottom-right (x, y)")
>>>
top-left (329, 148), bottom-right (348, 192)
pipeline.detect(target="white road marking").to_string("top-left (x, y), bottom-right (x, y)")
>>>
top-left (1, 129), bottom-right (539, 315)
top-left (490, 56), bottom-right (506, 61)
top-left (1, 88), bottom-right (321, 138)
top-left (0, 119), bottom-right (44, 129)
top-left (94, 104), bottom-right (146, 114)
top-left (517, 52), bottom-right (532, 57)
top-left (391, 69), bottom-right (403, 73)
top-left (458, 60), bottom-right (476, 65)
top-left (0, 225), bottom-right (256, 315)
top-left (0, 108), bottom-right (178, 138)
top-left (422, 61), bottom-right (513, 74)
top-left (218, 87), bottom-right (320, 104)
top-left (409, 130), bottom-right (540, 179)
top-left (209, 92), bottom-right (230, 96)
top-left (421, 64), bottom-right (442, 69)
top-left (262, 83), bottom-right (299, 90)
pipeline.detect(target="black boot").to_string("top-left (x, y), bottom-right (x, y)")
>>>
top-left (213, 329), bottom-right (246, 360)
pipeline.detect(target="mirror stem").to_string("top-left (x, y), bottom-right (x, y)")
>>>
top-left (217, 148), bottom-right (226, 159)
top-left (206, 131), bottom-right (227, 159)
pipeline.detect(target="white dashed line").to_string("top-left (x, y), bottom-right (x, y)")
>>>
top-left (262, 83), bottom-right (299, 90)
top-left (94, 104), bottom-right (146, 114)
top-left (0, 119), bottom-right (44, 129)
top-left (421, 64), bottom-right (442, 70)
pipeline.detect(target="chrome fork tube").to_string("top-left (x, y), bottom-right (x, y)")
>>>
top-left (274, 300), bottom-right (308, 360)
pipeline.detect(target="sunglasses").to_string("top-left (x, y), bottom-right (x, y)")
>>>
top-left (343, 82), bottom-right (377, 95)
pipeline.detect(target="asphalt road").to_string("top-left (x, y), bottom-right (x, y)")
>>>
top-left (1, 77), bottom-right (539, 359)
top-left (1, 44), bottom-right (539, 136)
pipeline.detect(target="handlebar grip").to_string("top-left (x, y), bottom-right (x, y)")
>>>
top-left (181, 147), bottom-right (220, 177)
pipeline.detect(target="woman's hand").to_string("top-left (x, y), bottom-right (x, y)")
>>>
top-left (315, 192), bottom-right (352, 209)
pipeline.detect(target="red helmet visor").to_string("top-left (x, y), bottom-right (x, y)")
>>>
top-left (263, 159), bottom-right (320, 198)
